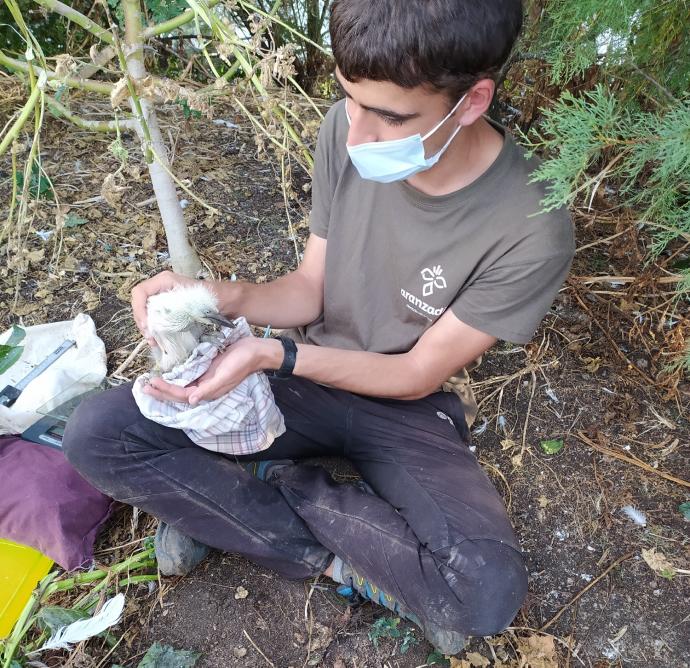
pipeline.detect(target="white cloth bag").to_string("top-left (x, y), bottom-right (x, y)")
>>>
top-left (0, 314), bottom-right (107, 435)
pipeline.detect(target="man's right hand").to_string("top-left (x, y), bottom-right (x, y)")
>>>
top-left (131, 270), bottom-right (200, 346)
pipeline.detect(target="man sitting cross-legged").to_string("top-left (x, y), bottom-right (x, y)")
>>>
top-left (63, 0), bottom-right (575, 655)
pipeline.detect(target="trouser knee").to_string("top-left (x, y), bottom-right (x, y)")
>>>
top-left (447, 539), bottom-right (528, 636)
top-left (62, 393), bottom-right (127, 488)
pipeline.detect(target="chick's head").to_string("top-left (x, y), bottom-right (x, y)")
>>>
top-left (147, 284), bottom-right (222, 333)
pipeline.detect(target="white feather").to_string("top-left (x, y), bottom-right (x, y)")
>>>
top-left (38, 594), bottom-right (125, 651)
top-left (621, 505), bottom-right (647, 527)
top-left (147, 284), bottom-right (221, 371)
top-left (472, 417), bottom-right (488, 435)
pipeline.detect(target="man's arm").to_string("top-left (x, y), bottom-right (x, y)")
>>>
top-left (131, 234), bottom-right (327, 342)
top-left (144, 306), bottom-right (496, 405)
top-left (216, 234), bottom-right (326, 328)
top-left (268, 308), bottom-right (497, 400)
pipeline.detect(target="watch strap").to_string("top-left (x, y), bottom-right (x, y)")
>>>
top-left (274, 336), bottom-right (297, 379)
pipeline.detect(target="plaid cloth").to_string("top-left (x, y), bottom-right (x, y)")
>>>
top-left (132, 318), bottom-right (285, 455)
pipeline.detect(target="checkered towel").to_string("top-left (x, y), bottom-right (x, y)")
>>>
top-left (132, 318), bottom-right (285, 455)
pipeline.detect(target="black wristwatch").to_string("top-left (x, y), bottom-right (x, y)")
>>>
top-left (272, 336), bottom-right (297, 379)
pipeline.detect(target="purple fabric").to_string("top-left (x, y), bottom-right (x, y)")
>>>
top-left (0, 436), bottom-right (115, 571)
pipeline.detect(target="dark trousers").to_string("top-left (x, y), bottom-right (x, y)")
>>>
top-left (62, 376), bottom-right (527, 637)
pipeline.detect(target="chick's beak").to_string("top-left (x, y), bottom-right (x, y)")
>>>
top-left (204, 312), bottom-right (236, 328)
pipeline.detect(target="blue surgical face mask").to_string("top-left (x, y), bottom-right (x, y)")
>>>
top-left (345, 94), bottom-right (466, 183)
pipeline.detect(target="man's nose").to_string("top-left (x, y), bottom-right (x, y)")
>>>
top-left (346, 106), bottom-right (377, 146)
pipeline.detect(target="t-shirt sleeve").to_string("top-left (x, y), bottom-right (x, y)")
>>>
top-left (450, 251), bottom-right (574, 345)
top-left (309, 101), bottom-right (347, 238)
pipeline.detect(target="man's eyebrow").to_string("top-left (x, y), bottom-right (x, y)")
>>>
top-left (335, 74), bottom-right (420, 121)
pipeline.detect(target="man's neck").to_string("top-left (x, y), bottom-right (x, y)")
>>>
top-left (406, 117), bottom-right (504, 197)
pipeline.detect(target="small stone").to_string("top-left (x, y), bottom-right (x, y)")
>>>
top-left (234, 585), bottom-right (249, 599)
top-left (232, 647), bottom-right (247, 658)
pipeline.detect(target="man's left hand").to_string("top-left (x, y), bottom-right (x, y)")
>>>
top-left (142, 337), bottom-right (281, 405)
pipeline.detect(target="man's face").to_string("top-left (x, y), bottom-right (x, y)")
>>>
top-left (335, 67), bottom-right (467, 158)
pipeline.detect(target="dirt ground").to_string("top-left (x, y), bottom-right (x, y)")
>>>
top-left (1, 92), bottom-right (689, 668)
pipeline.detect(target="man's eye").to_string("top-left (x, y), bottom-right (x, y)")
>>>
top-left (381, 115), bottom-right (405, 127)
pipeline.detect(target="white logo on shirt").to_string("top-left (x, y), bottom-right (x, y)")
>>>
top-left (421, 266), bottom-right (447, 297)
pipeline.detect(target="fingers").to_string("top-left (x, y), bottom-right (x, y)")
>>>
top-left (143, 374), bottom-right (233, 406)
top-left (131, 271), bottom-right (176, 341)
top-left (143, 376), bottom-right (192, 403)
top-left (188, 381), bottom-right (212, 406)
top-left (188, 375), bottom-right (231, 405)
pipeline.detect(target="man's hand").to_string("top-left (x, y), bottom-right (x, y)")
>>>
top-left (142, 337), bottom-right (282, 405)
top-left (131, 271), bottom-right (201, 347)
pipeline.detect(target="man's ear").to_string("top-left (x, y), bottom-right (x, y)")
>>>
top-left (458, 79), bottom-right (496, 126)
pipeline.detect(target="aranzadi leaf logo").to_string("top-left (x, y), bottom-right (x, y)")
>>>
top-left (421, 265), bottom-right (447, 297)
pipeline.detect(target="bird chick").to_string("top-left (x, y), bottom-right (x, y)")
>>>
top-left (146, 283), bottom-right (235, 371)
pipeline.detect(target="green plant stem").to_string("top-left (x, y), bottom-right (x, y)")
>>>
top-left (236, 0), bottom-right (328, 54)
top-left (287, 74), bottom-right (324, 119)
top-left (44, 549), bottom-right (155, 597)
top-left (1, 573), bottom-right (59, 668)
top-left (46, 96), bottom-right (137, 132)
top-left (198, 57), bottom-right (242, 92)
top-left (0, 50), bottom-right (114, 95)
top-left (142, 0), bottom-right (222, 39)
top-left (84, 574), bottom-right (160, 603)
top-left (0, 83), bottom-right (40, 157)
top-left (32, 0), bottom-right (114, 44)
top-left (5, 0), bottom-right (46, 68)
top-left (3, 145), bottom-right (18, 235)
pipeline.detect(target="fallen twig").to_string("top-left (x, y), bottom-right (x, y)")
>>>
top-left (577, 431), bottom-right (690, 489)
top-left (575, 274), bottom-right (683, 284)
top-left (539, 551), bottom-right (635, 632)
top-left (112, 339), bottom-right (148, 379)
top-left (243, 629), bottom-right (275, 668)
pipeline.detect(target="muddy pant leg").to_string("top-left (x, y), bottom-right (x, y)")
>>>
top-left (273, 390), bottom-right (528, 636)
top-left (62, 381), bottom-right (340, 578)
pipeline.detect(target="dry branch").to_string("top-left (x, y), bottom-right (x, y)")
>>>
top-left (577, 431), bottom-right (690, 489)
top-left (540, 551), bottom-right (635, 632)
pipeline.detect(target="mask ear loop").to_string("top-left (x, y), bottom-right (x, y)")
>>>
top-left (421, 93), bottom-right (467, 141)
top-left (430, 122), bottom-right (464, 159)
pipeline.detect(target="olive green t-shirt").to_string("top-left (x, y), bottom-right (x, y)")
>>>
top-left (292, 100), bottom-right (575, 418)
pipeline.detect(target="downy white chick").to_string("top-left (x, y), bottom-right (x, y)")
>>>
top-left (146, 283), bottom-right (235, 371)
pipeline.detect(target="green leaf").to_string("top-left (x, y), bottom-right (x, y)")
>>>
top-left (368, 617), bottom-right (401, 647)
top-left (679, 502), bottom-right (690, 520)
top-left (426, 651), bottom-right (450, 666)
top-left (138, 642), bottom-right (201, 668)
top-left (399, 627), bottom-right (419, 654)
top-left (177, 98), bottom-right (202, 120)
top-left (16, 161), bottom-right (54, 200)
top-left (37, 606), bottom-right (90, 633)
top-left (5, 325), bottom-right (25, 347)
top-left (540, 438), bottom-right (564, 455)
top-left (64, 213), bottom-right (88, 228)
top-left (0, 345), bottom-right (24, 375)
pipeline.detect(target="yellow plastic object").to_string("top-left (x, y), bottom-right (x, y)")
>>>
top-left (0, 538), bottom-right (53, 638)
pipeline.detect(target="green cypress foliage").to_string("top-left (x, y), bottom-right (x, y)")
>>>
top-left (518, 1), bottom-right (690, 369)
